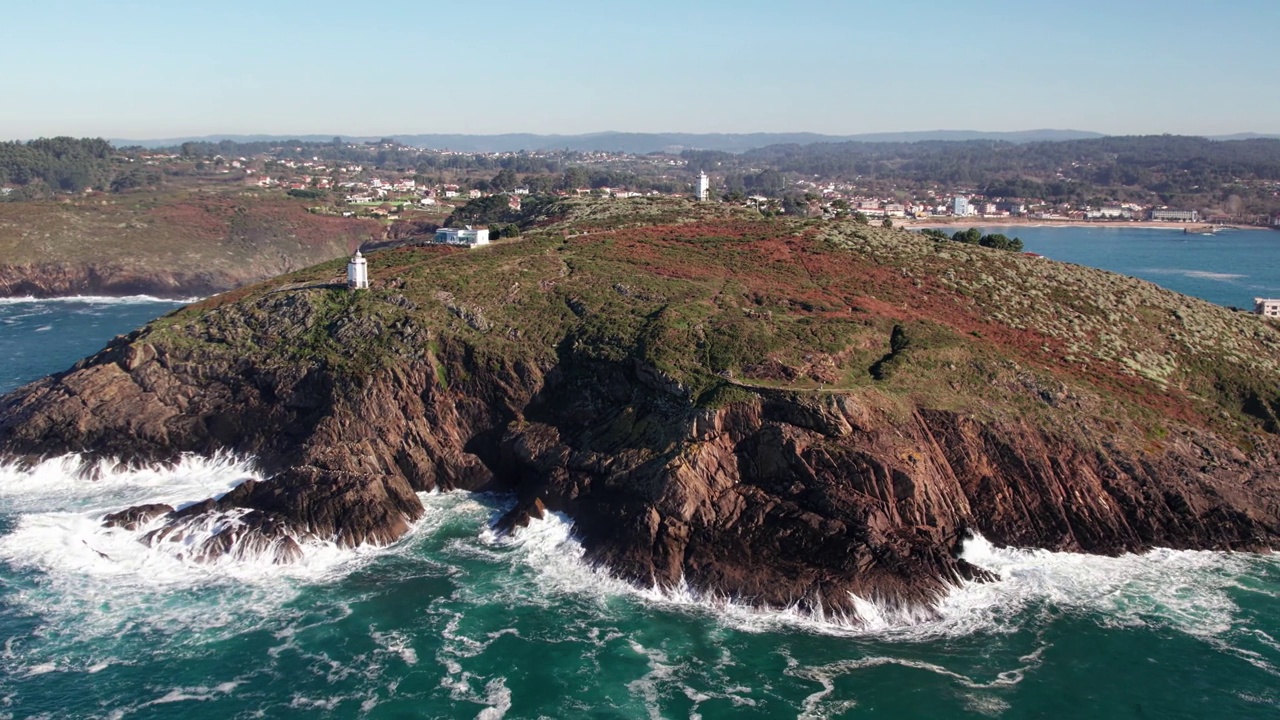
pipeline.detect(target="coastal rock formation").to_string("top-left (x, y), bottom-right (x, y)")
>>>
top-left (0, 263), bottom-right (236, 299)
top-left (0, 194), bottom-right (381, 299)
top-left (2, 198), bottom-right (1278, 614)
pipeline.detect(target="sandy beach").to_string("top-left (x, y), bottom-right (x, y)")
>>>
top-left (900, 217), bottom-right (1274, 232)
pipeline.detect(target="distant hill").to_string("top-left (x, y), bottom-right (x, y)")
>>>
top-left (111, 129), bottom-right (1277, 154)
top-left (113, 130), bottom-right (1108, 153)
top-left (1209, 133), bottom-right (1280, 141)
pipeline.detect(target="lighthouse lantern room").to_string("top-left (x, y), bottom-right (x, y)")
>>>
top-left (347, 250), bottom-right (369, 290)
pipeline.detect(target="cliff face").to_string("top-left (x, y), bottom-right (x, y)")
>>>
top-left (0, 263), bottom-right (237, 298)
top-left (0, 192), bottom-right (380, 298)
top-left (2, 198), bottom-right (1278, 613)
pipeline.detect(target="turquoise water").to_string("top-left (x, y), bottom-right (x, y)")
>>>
top-left (2, 235), bottom-right (1280, 720)
top-left (0, 296), bottom-right (190, 393)
top-left (978, 225), bottom-right (1280, 309)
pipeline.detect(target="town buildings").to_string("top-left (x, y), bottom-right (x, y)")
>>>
top-left (953, 196), bottom-right (971, 217)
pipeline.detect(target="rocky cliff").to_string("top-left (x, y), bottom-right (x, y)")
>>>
top-left (2, 198), bottom-right (1278, 614)
top-left (0, 192), bottom-right (380, 298)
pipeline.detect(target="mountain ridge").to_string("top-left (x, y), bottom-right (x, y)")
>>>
top-left (112, 129), bottom-right (1109, 152)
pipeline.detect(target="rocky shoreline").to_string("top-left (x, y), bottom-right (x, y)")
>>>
top-left (0, 262), bottom-right (237, 299)
top-left (1, 304), bottom-right (1274, 614)
top-left (2, 199), bottom-right (1278, 617)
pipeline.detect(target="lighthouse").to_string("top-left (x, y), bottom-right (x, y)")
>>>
top-left (696, 171), bottom-right (710, 201)
top-left (347, 250), bottom-right (369, 290)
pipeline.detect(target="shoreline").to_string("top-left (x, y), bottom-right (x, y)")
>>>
top-left (901, 218), bottom-right (1274, 232)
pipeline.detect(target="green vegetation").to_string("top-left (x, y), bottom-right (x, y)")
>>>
top-left (0, 137), bottom-right (155, 197)
top-left (0, 189), bottom-right (378, 287)
top-left (921, 227), bottom-right (1025, 252)
top-left (132, 197), bottom-right (1280, 448)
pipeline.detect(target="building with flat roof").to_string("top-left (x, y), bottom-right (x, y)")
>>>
top-left (953, 196), bottom-right (971, 217)
top-left (1256, 298), bottom-right (1280, 317)
top-left (1151, 209), bottom-right (1199, 222)
top-left (434, 227), bottom-right (490, 248)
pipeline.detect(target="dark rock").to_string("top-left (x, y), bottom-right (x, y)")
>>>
top-left (495, 496), bottom-right (547, 533)
top-left (3, 223), bottom-right (1279, 619)
top-left (102, 503), bottom-right (174, 531)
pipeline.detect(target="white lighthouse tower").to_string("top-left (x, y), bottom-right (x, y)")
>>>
top-left (347, 250), bottom-right (369, 290)
top-left (696, 171), bottom-right (710, 201)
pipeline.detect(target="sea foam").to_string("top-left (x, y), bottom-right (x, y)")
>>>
top-left (0, 453), bottom-right (431, 589)
top-left (485, 505), bottom-right (1271, 642)
top-left (0, 295), bottom-right (201, 306)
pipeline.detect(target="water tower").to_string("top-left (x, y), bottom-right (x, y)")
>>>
top-left (347, 250), bottom-right (369, 290)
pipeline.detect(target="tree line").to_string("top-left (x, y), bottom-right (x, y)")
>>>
top-left (0, 137), bottom-right (159, 197)
top-left (920, 228), bottom-right (1024, 252)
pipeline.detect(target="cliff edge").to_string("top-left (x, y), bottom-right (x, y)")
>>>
top-left (2, 197), bottom-right (1278, 614)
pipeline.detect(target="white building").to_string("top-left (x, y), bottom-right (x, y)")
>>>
top-left (696, 171), bottom-right (710, 201)
top-left (953, 196), bottom-right (971, 217)
top-left (347, 250), bottom-right (369, 290)
top-left (434, 227), bottom-right (490, 248)
top-left (1256, 298), bottom-right (1280, 317)
top-left (1151, 209), bottom-right (1199, 222)
top-left (1086, 207), bottom-right (1133, 220)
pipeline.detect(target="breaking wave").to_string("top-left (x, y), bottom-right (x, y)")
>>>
top-left (1, 455), bottom-right (1272, 647)
top-left (0, 294), bottom-right (201, 305)
top-left (0, 450), bottom-right (430, 630)
top-left (483, 505), bottom-right (1275, 643)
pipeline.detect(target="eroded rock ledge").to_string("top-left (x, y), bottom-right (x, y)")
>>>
top-left (3, 200), bottom-right (1279, 616)
top-left (2, 326), bottom-right (1276, 613)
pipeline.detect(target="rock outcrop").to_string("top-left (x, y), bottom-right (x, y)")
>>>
top-left (0, 263), bottom-right (235, 299)
top-left (2, 198), bottom-right (1278, 615)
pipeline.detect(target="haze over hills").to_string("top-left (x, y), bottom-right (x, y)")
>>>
top-left (112, 130), bottom-right (1114, 153)
top-left (106, 129), bottom-right (1280, 154)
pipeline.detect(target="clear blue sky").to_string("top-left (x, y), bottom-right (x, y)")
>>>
top-left (1, 0), bottom-right (1276, 140)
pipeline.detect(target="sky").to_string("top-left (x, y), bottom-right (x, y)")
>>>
top-left (1, 0), bottom-right (1277, 140)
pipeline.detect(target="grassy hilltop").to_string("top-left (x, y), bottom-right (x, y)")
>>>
top-left (6, 195), bottom-right (1280, 610)
top-left (160, 195), bottom-right (1280, 445)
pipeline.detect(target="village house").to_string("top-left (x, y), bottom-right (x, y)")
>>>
top-left (1255, 298), bottom-right (1280, 317)
top-left (434, 227), bottom-right (490, 248)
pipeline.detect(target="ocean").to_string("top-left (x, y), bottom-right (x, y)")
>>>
top-left (977, 224), bottom-right (1280, 310)
top-left (1, 227), bottom-right (1279, 719)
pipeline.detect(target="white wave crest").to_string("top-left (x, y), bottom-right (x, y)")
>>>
top-left (0, 452), bottom-right (259, 514)
top-left (0, 295), bottom-right (201, 306)
top-left (483, 508), bottom-right (1273, 642)
top-left (0, 461), bottom-right (431, 589)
